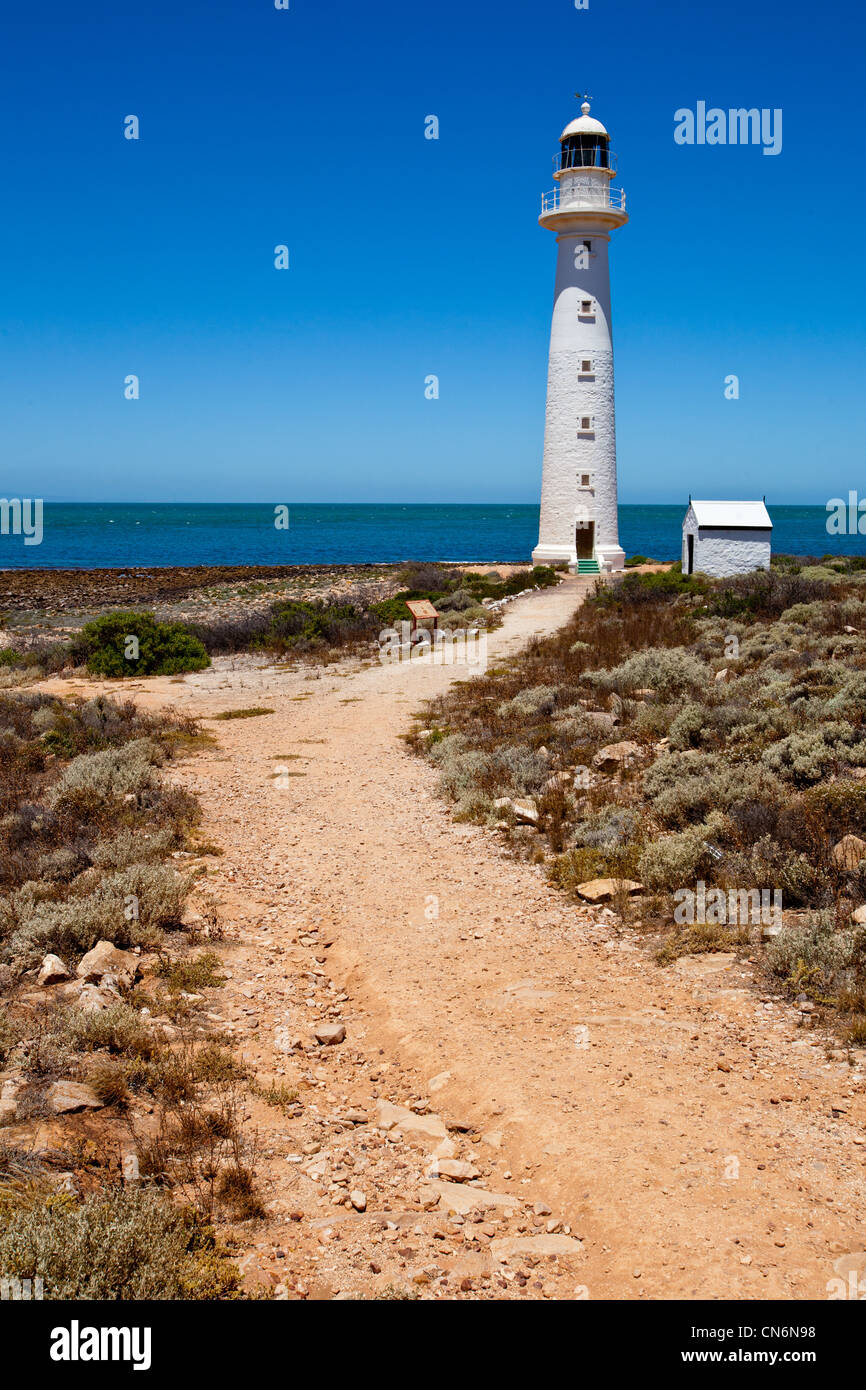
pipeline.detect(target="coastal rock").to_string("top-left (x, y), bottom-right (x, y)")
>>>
top-left (76, 941), bottom-right (138, 988)
top-left (490, 1234), bottom-right (583, 1259)
top-left (592, 741), bottom-right (644, 772)
top-left (432, 1158), bottom-right (480, 1183)
top-left (832, 835), bottom-right (866, 871)
top-left (0, 1076), bottom-right (24, 1124)
top-left (541, 771), bottom-right (572, 795)
top-left (576, 878), bottom-right (643, 904)
top-left (426, 1180), bottom-right (516, 1215)
top-left (314, 1022), bottom-right (345, 1046)
top-left (77, 980), bottom-right (122, 1013)
top-left (47, 1080), bottom-right (104, 1114)
top-left (375, 1100), bottom-right (448, 1142)
top-left (37, 954), bottom-right (70, 987)
top-left (583, 711), bottom-right (618, 735)
top-left (493, 797), bottom-right (539, 826)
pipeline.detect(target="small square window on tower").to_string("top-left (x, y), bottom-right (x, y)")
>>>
top-left (578, 416), bottom-right (594, 434)
top-left (578, 298), bottom-right (594, 317)
top-left (578, 471), bottom-right (594, 488)
top-left (579, 357), bottom-right (593, 375)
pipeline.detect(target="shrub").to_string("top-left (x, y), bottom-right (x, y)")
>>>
top-left (2, 863), bottom-right (188, 964)
top-left (766, 911), bottom-right (865, 999)
top-left (638, 816), bottom-right (727, 889)
top-left (262, 599), bottom-right (379, 652)
top-left (157, 950), bottom-right (226, 992)
top-left (548, 847), bottom-right (608, 891)
top-left (572, 807), bottom-right (638, 852)
top-left (496, 685), bottom-right (557, 720)
top-left (88, 1057), bottom-right (130, 1106)
top-left (648, 762), bottom-right (786, 830)
top-left (64, 1003), bottom-right (158, 1058)
top-left (656, 921), bottom-right (750, 964)
top-left (584, 647), bottom-right (711, 700)
top-left (802, 783), bottom-right (866, 840)
top-left (80, 612), bottom-right (210, 677)
top-left (761, 722), bottom-right (866, 785)
top-left (0, 1185), bottom-right (239, 1299)
top-left (49, 739), bottom-right (163, 820)
top-left (90, 827), bottom-right (175, 869)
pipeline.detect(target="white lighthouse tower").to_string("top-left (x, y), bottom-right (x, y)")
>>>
top-left (532, 98), bottom-right (628, 574)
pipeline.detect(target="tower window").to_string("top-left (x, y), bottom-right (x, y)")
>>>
top-left (583, 239), bottom-right (592, 252)
top-left (578, 416), bottom-right (594, 433)
top-left (578, 299), bottom-right (594, 317)
top-left (579, 358), bottom-right (593, 375)
top-left (578, 472), bottom-right (593, 488)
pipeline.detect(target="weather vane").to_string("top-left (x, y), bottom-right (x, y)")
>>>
top-left (575, 92), bottom-right (592, 104)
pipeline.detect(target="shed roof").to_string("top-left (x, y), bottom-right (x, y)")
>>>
top-left (687, 500), bottom-right (773, 530)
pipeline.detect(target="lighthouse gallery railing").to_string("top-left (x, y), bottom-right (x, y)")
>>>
top-left (541, 186), bottom-right (627, 214)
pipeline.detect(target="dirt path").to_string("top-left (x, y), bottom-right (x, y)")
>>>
top-left (45, 578), bottom-right (866, 1299)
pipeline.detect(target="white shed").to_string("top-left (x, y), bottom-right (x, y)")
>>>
top-left (681, 499), bottom-right (772, 578)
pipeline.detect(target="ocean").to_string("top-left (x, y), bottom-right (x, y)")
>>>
top-left (0, 503), bottom-right (863, 570)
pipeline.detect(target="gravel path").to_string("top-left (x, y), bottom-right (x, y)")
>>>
top-left (42, 576), bottom-right (866, 1299)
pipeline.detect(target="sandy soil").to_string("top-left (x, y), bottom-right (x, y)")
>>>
top-left (41, 575), bottom-right (866, 1300)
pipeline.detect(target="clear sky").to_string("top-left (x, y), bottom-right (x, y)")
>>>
top-left (1, 0), bottom-right (863, 504)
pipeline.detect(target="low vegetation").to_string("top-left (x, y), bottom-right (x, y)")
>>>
top-left (0, 691), bottom-right (264, 1297)
top-left (414, 562), bottom-right (866, 1040)
top-left (0, 562), bottom-right (561, 679)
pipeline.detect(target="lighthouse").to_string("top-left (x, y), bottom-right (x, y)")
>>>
top-left (532, 98), bottom-right (628, 574)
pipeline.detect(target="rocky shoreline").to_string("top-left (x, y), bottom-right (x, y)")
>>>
top-left (0, 564), bottom-right (401, 616)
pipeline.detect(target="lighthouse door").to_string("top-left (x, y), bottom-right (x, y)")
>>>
top-left (575, 521), bottom-right (595, 559)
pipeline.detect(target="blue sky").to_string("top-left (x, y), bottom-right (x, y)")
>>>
top-left (1, 0), bottom-right (863, 504)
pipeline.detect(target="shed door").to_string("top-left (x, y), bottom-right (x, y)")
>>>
top-left (686, 533), bottom-right (694, 575)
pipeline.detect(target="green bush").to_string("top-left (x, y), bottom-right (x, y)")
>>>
top-left (496, 685), bottom-right (557, 720)
top-left (49, 738), bottom-right (163, 819)
top-left (637, 815), bottom-right (728, 889)
top-left (0, 1185), bottom-right (239, 1299)
top-left (81, 612), bottom-right (210, 677)
top-left (262, 599), bottom-right (377, 651)
top-left (584, 646), bottom-right (711, 700)
top-left (1, 863), bottom-right (188, 965)
top-left (766, 911), bottom-right (865, 999)
top-left (761, 721), bottom-right (866, 785)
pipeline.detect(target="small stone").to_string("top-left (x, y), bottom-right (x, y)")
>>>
top-left (47, 1080), bottom-right (104, 1114)
top-left (575, 877), bottom-right (643, 904)
top-left (77, 980), bottom-right (121, 1013)
top-left (592, 740), bottom-right (644, 772)
top-left (533, 1201), bottom-right (552, 1216)
top-left (832, 835), bottom-right (866, 871)
top-left (350, 1189), bottom-right (367, 1211)
top-left (37, 954), bottom-right (70, 987)
top-left (314, 1022), bottom-right (346, 1046)
top-left (434, 1159), bottom-right (480, 1183)
top-left (76, 940), bottom-right (138, 987)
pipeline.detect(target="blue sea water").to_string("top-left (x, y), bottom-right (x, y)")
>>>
top-left (0, 503), bottom-right (863, 570)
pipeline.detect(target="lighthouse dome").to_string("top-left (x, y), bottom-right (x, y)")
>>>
top-left (556, 101), bottom-right (612, 173)
top-left (560, 101), bottom-right (608, 141)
